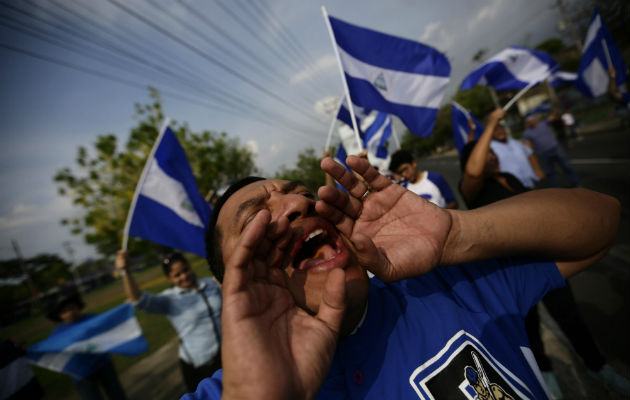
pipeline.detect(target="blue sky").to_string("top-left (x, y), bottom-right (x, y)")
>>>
top-left (0, 0), bottom-right (580, 261)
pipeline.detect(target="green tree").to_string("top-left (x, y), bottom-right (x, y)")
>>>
top-left (54, 89), bottom-right (258, 258)
top-left (274, 148), bottom-right (326, 195)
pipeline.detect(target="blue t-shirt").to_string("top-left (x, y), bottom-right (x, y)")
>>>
top-left (183, 258), bottom-right (564, 400)
top-left (524, 121), bottom-right (558, 154)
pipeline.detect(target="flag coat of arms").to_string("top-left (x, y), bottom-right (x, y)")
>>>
top-left (27, 304), bottom-right (147, 379)
top-left (451, 102), bottom-right (484, 155)
top-left (461, 46), bottom-right (558, 91)
top-left (327, 14), bottom-right (450, 137)
top-left (123, 121), bottom-right (211, 257)
top-left (576, 8), bottom-right (627, 99)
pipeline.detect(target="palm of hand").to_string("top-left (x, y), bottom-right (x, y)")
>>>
top-left (222, 258), bottom-right (338, 400)
top-left (355, 184), bottom-right (452, 280)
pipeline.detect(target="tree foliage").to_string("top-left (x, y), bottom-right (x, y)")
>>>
top-left (274, 148), bottom-right (326, 195)
top-left (54, 89), bottom-right (258, 257)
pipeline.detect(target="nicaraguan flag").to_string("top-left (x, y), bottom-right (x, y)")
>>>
top-left (328, 14), bottom-right (450, 137)
top-left (576, 8), bottom-right (627, 99)
top-left (362, 111), bottom-right (392, 163)
top-left (451, 102), bottom-right (484, 155)
top-left (548, 70), bottom-right (577, 87)
top-left (336, 97), bottom-right (366, 135)
top-left (333, 142), bottom-right (352, 191)
top-left (461, 46), bottom-right (558, 91)
top-left (123, 121), bottom-right (211, 257)
top-left (27, 304), bottom-right (147, 379)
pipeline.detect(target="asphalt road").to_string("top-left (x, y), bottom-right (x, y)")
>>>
top-left (421, 124), bottom-right (630, 399)
top-left (81, 125), bottom-right (629, 400)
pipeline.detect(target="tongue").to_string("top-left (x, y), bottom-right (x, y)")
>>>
top-left (313, 243), bottom-right (337, 260)
top-left (302, 244), bottom-right (338, 269)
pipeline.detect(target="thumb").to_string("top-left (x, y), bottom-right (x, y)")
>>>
top-left (316, 268), bottom-right (346, 335)
top-left (351, 232), bottom-right (394, 281)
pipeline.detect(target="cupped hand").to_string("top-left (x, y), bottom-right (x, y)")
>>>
top-left (317, 156), bottom-right (452, 282)
top-left (221, 210), bottom-right (346, 400)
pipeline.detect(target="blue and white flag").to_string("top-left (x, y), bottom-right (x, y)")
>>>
top-left (451, 102), bottom-right (484, 155)
top-left (336, 97), bottom-right (366, 136)
top-left (327, 14), bottom-right (450, 137)
top-left (461, 46), bottom-right (558, 91)
top-left (576, 8), bottom-right (627, 99)
top-left (362, 111), bottom-right (392, 161)
top-left (548, 70), bottom-right (577, 87)
top-left (123, 121), bottom-right (211, 257)
top-left (27, 304), bottom-right (147, 379)
top-left (333, 142), bottom-right (351, 192)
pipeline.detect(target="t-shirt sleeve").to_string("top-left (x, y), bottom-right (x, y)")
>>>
top-left (427, 172), bottom-right (456, 203)
top-left (181, 370), bottom-right (223, 400)
top-left (437, 257), bottom-right (565, 318)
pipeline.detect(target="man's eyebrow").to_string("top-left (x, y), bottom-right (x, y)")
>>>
top-left (281, 181), bottom-right (306, 193)
top-left (235, 193), bottom-right (267, 222)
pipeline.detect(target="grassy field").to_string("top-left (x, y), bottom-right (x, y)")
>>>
top-left (0, 256), bottom-right (210, 399)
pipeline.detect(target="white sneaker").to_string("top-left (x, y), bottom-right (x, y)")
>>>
top-left (542, 371), bottom-right (563, 399)
top-left (589, 364), bottom-right (630, 397)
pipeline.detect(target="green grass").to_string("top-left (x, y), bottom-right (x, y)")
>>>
top-left (1, 257), bottom-right (214, 399)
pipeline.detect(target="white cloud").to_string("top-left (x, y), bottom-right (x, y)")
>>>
top-left (418, 20), bottom-right (455, 52)
top-left (290, 54), bottom-right (337, 85)
top-left (314, 95), bottom-right (341, 117)
top-left (467, 0), bottom-right (503, 32)
top-left (420, 21), bottom-right (441, 42)
top-left (246, 139), bottom-right (259, 156)
top-left (0, 196), bottom-right (74, 230)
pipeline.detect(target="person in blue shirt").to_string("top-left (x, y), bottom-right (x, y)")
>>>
top-left (46, 291), bottom-right (127, 400)
top-left (116, 251), bottom-right (222, 392)
top-left (186, 155), bottom-right (619, 400)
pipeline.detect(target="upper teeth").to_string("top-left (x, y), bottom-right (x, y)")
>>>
top-left (305, 229), bottom-right (325, 242)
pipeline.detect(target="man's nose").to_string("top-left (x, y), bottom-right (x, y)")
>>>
top-left (271, 192), bottom-right (315, 222)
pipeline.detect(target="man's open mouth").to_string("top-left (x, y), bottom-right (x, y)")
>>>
top-left (291, 225), bottom-right (347, 271)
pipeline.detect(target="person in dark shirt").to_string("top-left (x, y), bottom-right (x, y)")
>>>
top-left (459, 109), bottom-right (526, 208)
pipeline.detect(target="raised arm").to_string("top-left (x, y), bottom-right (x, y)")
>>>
top-left (319, 155), bottom-right (620, 281)
top-left (460, 108), bottom-right (505, 202)
top-left (115, 250), bottom-right (142, 302)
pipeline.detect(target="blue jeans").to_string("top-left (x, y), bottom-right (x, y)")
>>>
top-left (538, 146), bottom-right (580, 188)
top-left (75, 360), bottom-right (126, 400)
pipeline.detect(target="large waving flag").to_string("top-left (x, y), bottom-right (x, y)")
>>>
top-left (576, 8), bottom-right (627, 99)
top-left (27, 304), bottom-right (147, 379)
top-left (461, 46), bottom-right (558, 91)
top-left (451, 102), bottom-right (484, 155)
top-left (326, 13), bottom-right (450, 137)
top-left (123, 120), bottom-right (211, 257)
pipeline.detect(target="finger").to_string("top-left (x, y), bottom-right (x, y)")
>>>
top-left (223, 210), bottom-right (271, 294)
top-left (314, 200), bottom-right (355, 238)
top-left (350, 233), bottom-right (394, 282)
top-left (345, 156), bottom-right (393, 192)
top-left (316, 268), bottom-right (346, 335)
top-left (264, 216), bottom-right (292, 268)
top-left (321, 157), bottom-right (369, 199)
top-left (317, 185), bottom-right (363, 219)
